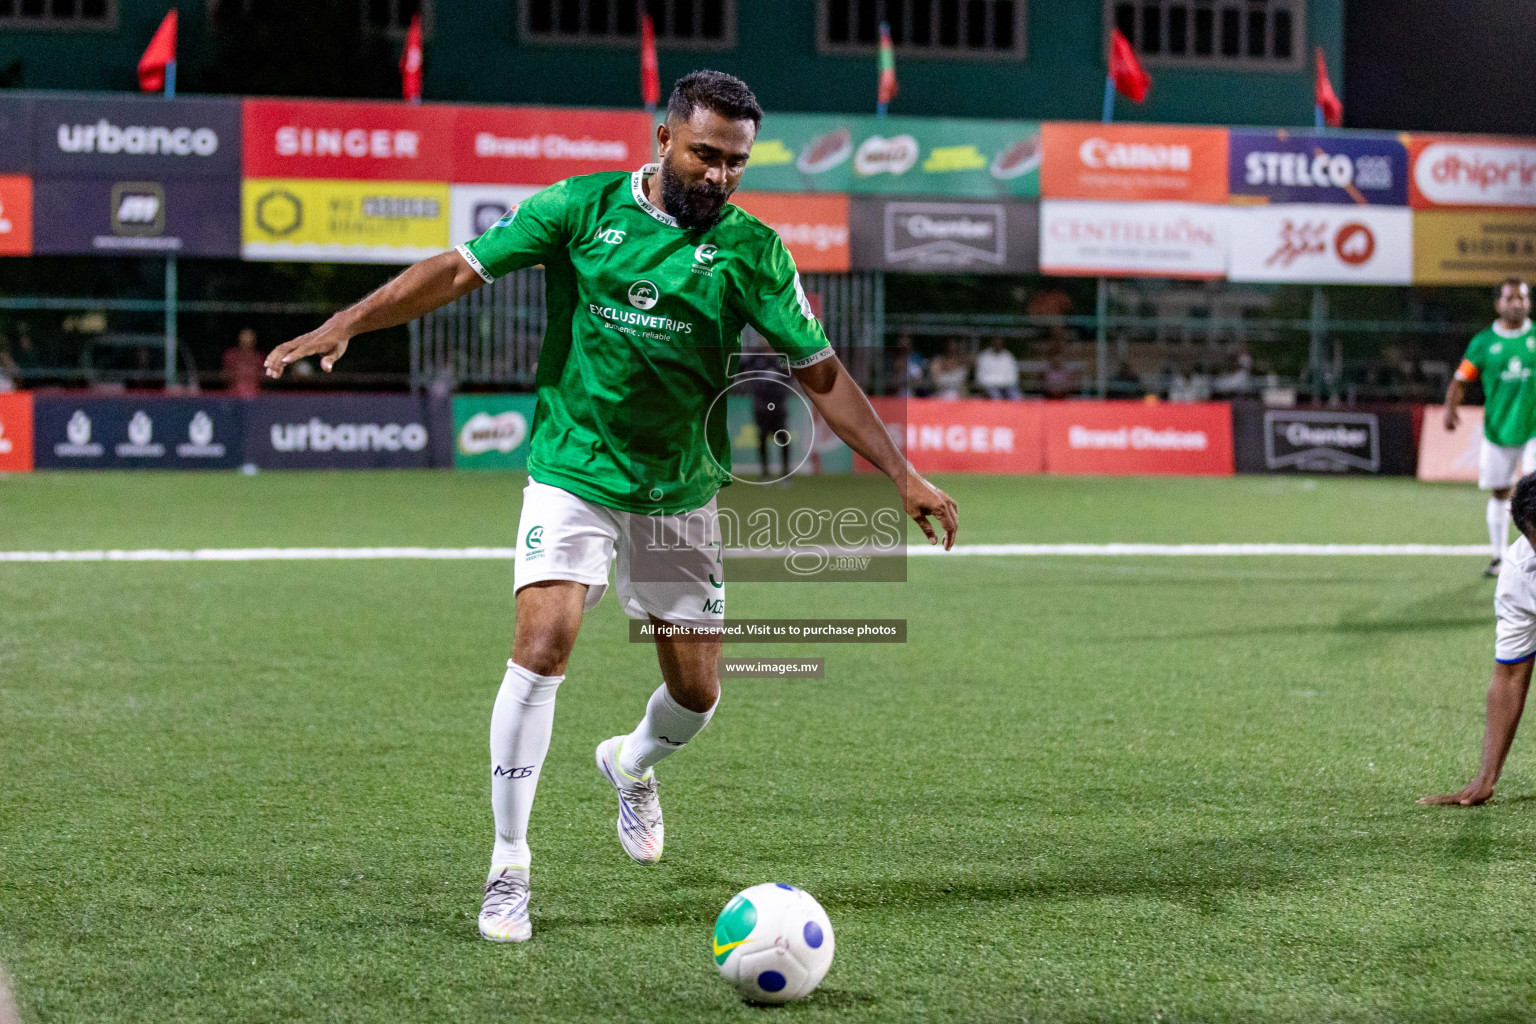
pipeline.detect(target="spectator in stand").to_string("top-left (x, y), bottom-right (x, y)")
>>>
top-left (892, 334), bottom-right (931, 397)
top-left (1027, 285), bottom-right (1074, 346)
top-left (974, 336), bottom-right (1022, 400)
top-left (223, 327), bottom-right (267, 397)
top-left (930, 338), bottom-right (972, 401)
top-left (1110, 360), bottom-right (1144, 398)
top-left (7, 323), bottom-right (40, 385)
top-left (1043, 345), bottom-right (1079, 400)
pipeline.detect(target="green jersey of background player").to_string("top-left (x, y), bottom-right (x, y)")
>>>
top-left (1444, 277), bottom-right (1536, 576)
top-left (263, 70), bottom-right (959, 944)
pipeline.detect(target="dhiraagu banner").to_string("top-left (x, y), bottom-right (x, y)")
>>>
top-left (242, 178), bottom-right (450, 263)
top-left (745, 114), bottom-right (1040, 198)
top-left (452, 394), bottom-right (537, 470)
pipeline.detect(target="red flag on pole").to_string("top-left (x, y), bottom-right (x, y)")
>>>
top-left (1314, 46), bottom-right (1342, 127)
top-left (640, 11), bottom-right (660, 112)
top-left (1108, 28), bottom-right (1150, 103)
top-left (401, 13), bottom-right (424, 104)
top-left (137, 8), bottom-right (178, 93)
top-left (877, 22), bottom-right (898, 110)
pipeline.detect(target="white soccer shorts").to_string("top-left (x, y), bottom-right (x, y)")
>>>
top-left (513, 479), bottom-right (725, 630)
top-left (1477, 437), bottom-right (1536, 490)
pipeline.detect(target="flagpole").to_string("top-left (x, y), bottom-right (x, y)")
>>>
top-left (164, 58), bottom-right (177, 391)
top-left (1096, 75), bottom-right (1114, 399)
top-left (1314, 104), bottom-right (1324, 130)
top-left (1101, 75), bottom-right (1115, 124)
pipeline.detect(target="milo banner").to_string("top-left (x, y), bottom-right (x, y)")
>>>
top-left (32, 396), bottom-right (244, 470)
top-left (452, 393), bottom-right (537, 470)
top-left (746, 113), bottom-right (1040, 198)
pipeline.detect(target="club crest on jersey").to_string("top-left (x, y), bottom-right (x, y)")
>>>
top-left (628, 280), bottom-right (660, 310)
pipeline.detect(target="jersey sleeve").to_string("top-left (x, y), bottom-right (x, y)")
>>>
top-left (1457, 335), bottom-right (1486, 382)
top-left (455, 181), bottom-right (573, 282)
top-left (1495, 562), bottom-right (1536, 663)
top-left (742, 234), bottom-right (835, 369)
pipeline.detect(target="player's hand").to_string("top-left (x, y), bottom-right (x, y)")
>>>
top-left (265, 323), bottom-right (351, 379)
top-left (904, 470), bottom-right (958, 550)
top-left (1444, 407), bottom-right (1460, 431)
top-left (1417, 780), bottom-right (1494, 806)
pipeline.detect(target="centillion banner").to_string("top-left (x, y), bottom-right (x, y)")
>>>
top-left (241, 178), bottom-right (450, 263)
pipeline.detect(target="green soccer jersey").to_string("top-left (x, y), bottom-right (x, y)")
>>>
top-left (457, 165), bottom-right (833, 514)
top-left (1459, 320), bottom-right (1536, 447)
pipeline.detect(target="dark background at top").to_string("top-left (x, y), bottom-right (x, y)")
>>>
top-left (1345, 0), bottom-right (1536, 134)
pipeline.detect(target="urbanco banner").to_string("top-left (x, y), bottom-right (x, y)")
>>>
top-left (243, 394), bottom-right (438, 469)
top-left (34, 95), bottom-right (241, 179)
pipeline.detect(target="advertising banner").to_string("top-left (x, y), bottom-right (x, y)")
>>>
top-left (242, 98), bottom-right (454, 181)
top-left (242, 178), bottom-right (450, 263)
top-left (1228, 129), bottom-right (1407, 206)
top-left (1044, 401), bottom-right (1234, 476)
top-left (0, 392), bottom-right (34, 473)
top-left (451, 393), bottom-right (538, 470)
top-left (730, 191), bottom-right (850, 272)
top-left (449, 184), bottom-right (541, 247)
top-left (1409, 136), bottom-right (1536, 209)
top-left (453, 106), bottom-right (653, 185)
top-left (243, 394), bottom-right (435, 469)
top-left (32, 396), bottom-right (244, 470)
top-left (33, 176), bottom-right (240, 257)
top-left (1232, 402), bottom-right (1416, 475)
top-left (849, 196), bottom-right (1039, 273)
top-left (1412, 210), bottom-right (1536, 284)
top-left (32, 96), bottom-right (240, 179)
top-left (0, 95), bottom-right (31, 173)
top-left (1039, 200), bottom-right (1227, 278)
top-left (744, 113), bottom-right (1041, 197)
top-left (857, 398), bottom-right (1045, 474)
top-left (1416, 406), bottom-right (1483, 482)
top-left (1041, 123), bottom-right (1229, 203)
top-left (0, 175), bottom-right (32, 256)
top-left (1228, 204), bottom-right (1412, 284)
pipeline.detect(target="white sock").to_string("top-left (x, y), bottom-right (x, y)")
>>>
top-left (618, 683), bottom-right (716, 780)
top-left (489, 660), bottom-right (563, 870)
top-left (1488, 496), bottom-right (1513, 561)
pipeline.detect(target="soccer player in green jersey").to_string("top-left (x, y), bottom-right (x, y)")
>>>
top-left (264, 71), bottom-right (959, 943)
top-left (1445, 278), bottom-right (1536, 576)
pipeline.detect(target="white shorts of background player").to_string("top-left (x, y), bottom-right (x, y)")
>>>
top-left (1478, 437), bottom-right (1536, 491)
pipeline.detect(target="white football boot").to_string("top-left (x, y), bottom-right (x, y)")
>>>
top-left (478, 866), bottom-right (532, 942)
top-left (595, 736), bottom-right (664, 864)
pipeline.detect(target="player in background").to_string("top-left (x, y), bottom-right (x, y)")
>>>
top-left (262, 71), bottom-right (959, 943)
top-left (1420, 472), bottom-right (1536, 806)
top-left (1443, 278), bottom-right (1536, 576)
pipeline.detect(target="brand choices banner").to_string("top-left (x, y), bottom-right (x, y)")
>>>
top-left (1229, 130), bottom-right (1407, 206)
top-left (1227, 204), bottom-right (1412, 284)
top-left (452, 393), bottom-right (537, 470)
top-left (1040, 200), bottom-right (1228, 278)
top-left (1041, 123), bottom-right (1229, 203)
top-left (1044, 401), bottom-right (1234, 476)
top-left (454, 106), bottom-right (653, 186)
top-left (33, 396), bottom-right (244, 470)
top-left (244, 394), bottom-right (437, 469)
top-left (850, 197), bottom-right (1039, 273)
top-left (0, 392), bottom-right (33, 472)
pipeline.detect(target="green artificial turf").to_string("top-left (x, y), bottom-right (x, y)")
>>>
top-left (2, 471), bottom-right (1533, 1023)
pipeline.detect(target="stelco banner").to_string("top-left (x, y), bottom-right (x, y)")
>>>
top-left (33, 177), bottom-right (240, 257)
top-left (1040, 123), bottom-right (1229, 203)
top-left (1228, 130), bottom-right (1407, 206)
top-left (731, 191), bottom-right (850, 272)
top-left (744, 113), bottom-right (1041, 198)
top-left (1039, 200), bottom-right (1228, 278)
top-left (0, 392), bottom-right (34, 472)
top-left (1043, 401), bottom-right (1234, 476)
top-left (32, 396), bottom-right (244, 470)
top-left (33, 96), bottom-right (241, 179)
top-left (1409, 136), bottom-right (1536, 209)
top-left (243, 394), bottom-right (436, 469)
top-left (1232, 402), bottom-right (1416, 475)
top-left (242, 178), bottom-right (450, 262)
top-left (850, 197), bottom-right (1038, 273)
top-left (452, 393), bottom-right (537, 470)
top-left (1413, 210), bottom-right (1536, 284)
top-left (1228, 204), bottom-right (1412, 284)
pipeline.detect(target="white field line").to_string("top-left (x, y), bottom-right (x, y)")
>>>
top-left (0, 543), bottom-right (1491, 563)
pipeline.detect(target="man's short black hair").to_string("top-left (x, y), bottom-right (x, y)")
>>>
top-left (666, 70), bottom-right (763, 128)
top-left (1513, 473), bottom-right (1536, 537)
top-left (1498, 277), bottom-right (1529, 300)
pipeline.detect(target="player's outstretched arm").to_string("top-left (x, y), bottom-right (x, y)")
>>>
top-left (1419, 657), bottom-right (1534, 806)
top-left (1443, 377), bottom-right (1466, 431)
top-left (264, 250), bottom-right (486, 378)
top-left (793, 355), bottom-right (959, 550)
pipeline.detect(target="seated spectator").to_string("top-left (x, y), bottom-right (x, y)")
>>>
top-left (1043, 347), bottom-right (1079, 399)
top-left (974, 337), bottom-right (1022, 400)
top-left (1109, 360), bottom-right (1144, 398)
top-left (930, 338), bottom-right (972, 401)
top-left (222, 327), bottom-right (267, 397)
top-left (8, 323), bottom-right (39, 385)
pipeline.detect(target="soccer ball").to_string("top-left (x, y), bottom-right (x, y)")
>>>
top-left (712, 883), bottom-right (835, 1003)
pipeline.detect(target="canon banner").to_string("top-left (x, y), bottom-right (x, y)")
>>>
top-left (849, 196), bottom-right (1038, 273)
top-left (1044, 402), bottom-right (1234, 476)
top-left (1413, 210), bottom-right (1536, 284)
top-left (0, 392), bottom-right (34, 472)
top-left (0, 175), bottom-right (32, 256)
top-left (244, 394), bottom-right (437, 469)
top-left (453, 106), bottom-right (652, 185)
top-left (1232, 402), bottom-right (1416, 475)
top-left (1229, 130), bottom-right (1407, 206)
top-left (32, 396), bottom-right (244, 470)
top-left (1041, 123), bottom-right (1229, 203)
top-left (32, 96), bottom-right (241, 179)
top-left (744, 113), bottom-right (1041, 198)
top-left (1228, 205), bottom-right (1412, 284)
top-left (34, 176), bottom-right (240, 257)
top-left (1410, 136), bottom-right (1536, 209)
top-left (731, 191), bottom-right (850, 272)
top-left (0, 95), bottom-right (31, 174)
top-left (1039, 200), bottom-right (1227, 278)
top-left (452, 393), bottom-right (537, 470)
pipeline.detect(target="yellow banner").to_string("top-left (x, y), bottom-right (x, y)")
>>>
top-left (1413, 210), bottom-right (1536, 284)
top-left (241, 178), bottom-right (449, 263)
